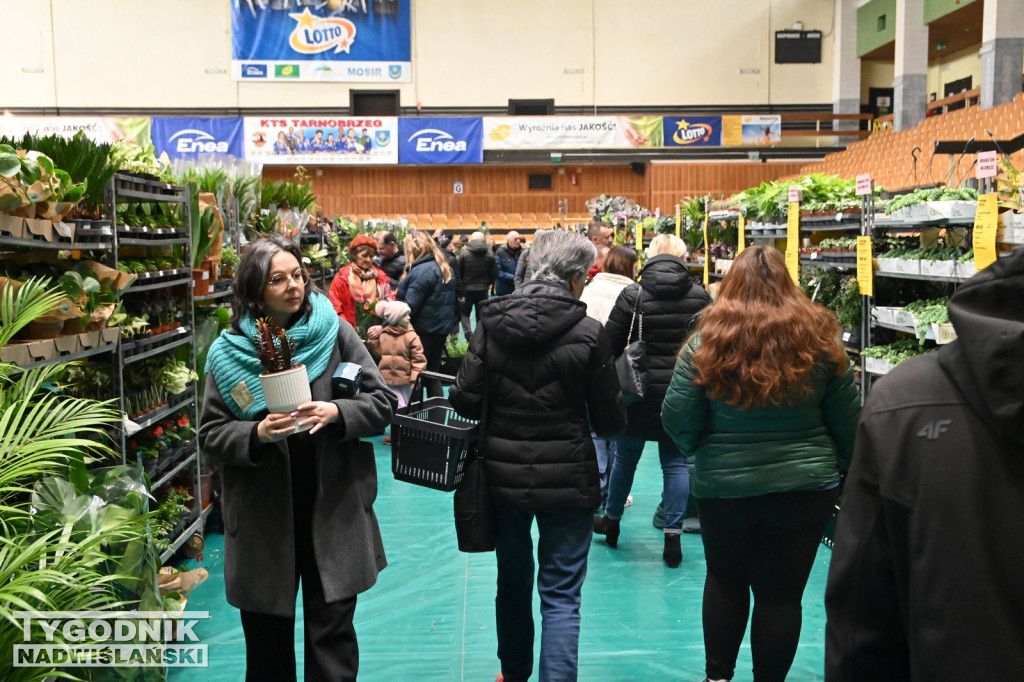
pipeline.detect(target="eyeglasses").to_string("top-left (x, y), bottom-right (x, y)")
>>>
top-left (266, 269), bottom-right (309, 289)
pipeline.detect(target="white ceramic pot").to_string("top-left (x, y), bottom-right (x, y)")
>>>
top-left (260, 364), bottom-right (312, 424)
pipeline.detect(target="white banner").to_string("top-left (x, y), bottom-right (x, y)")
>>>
top-left (482, 116), bottom-right (643, 150)
top-left (0, 117), bottom-right (124, 143)
top-left (243, 116), bottom-right (398, 165)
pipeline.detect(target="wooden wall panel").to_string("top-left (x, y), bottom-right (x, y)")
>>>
top-left (264, 161), bottom-right (804, 220)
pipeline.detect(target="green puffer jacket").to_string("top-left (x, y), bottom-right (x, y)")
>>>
top-left (662, 336), bottom-right (861, 499)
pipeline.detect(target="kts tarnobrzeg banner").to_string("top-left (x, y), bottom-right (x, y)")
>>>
top-left (231, 0), bottom-right (411, 82)
top-left (243, 116), bottom-right (398, 165)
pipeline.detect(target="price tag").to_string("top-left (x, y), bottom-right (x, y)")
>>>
top-left (737, 213), bottom-right (745, 255)
top-left (785, 248), bottom-right (799, 284)
top-left (842, 331), bottom-right (852, 342)
top-left (703, 214), bottom-right (710, 287)
top-left (974, 193), bottom-right (999, 271)
top-left (636, 221), bottom-right (643, 254)
top-left (855, 173), bottom-right (873, 196)
top-left (856, 236), bottom-right (874, 297)
top-left (675, 204), bottom-right (681, 238)
top-left (788, 186), bottom-right (803, 203)
top-left (977, 151), bottom-right (998, 179)
top-left (787, 202), bottom-right (800, 246)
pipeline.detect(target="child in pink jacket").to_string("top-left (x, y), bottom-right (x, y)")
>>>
top-left (367, 301), bottom-right (427, 409)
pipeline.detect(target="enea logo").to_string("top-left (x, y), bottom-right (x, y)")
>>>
top-left (375, 130), bottom-right (391, 147)
top-left (409, 129), bottom-right (468, 153)
top-left (489, 125), bottom-right (510, 142)
top-left (241, 64), bottom-right (267, 78)
top-left (672, 119), bottom-right (714, 145)
top-left (388, 65), bottom-right (402, 80)
top-left (169, 129), bottom-right (230, 154)
top-left (289, 8), bottom-right (357, 55)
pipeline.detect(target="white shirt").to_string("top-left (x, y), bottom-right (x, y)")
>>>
top-left (580, 272), bottom-right (635, 325)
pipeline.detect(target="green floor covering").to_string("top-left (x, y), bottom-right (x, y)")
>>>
top-left (170, 434), bottom-right (832, 681)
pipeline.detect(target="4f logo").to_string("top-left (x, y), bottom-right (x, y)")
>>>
top-left (917, 419), bottom-right (952, 440)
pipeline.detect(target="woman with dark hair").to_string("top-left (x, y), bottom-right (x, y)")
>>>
top-left (397, 231), bottom-right (457, 397)
top-left (449, 229), bottom-right (626, 682)
top-left (328, 234), bottom-right (392, 332)
top-left (662, 245), bottom-right (861, 682)
top-left (199, 236), bottom-right (395, 682)
top-left (579, 244), bottom-right (638, 509)
top-left (593, 234), bottom-right (711, 568)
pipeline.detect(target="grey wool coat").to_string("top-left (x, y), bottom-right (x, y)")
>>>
top-left (199, 322), bottom-right (396, 617)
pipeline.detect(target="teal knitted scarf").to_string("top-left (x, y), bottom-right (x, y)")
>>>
top-left (205, 291), bottom-right (340, 419)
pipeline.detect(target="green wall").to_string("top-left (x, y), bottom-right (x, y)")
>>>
top-left (925, 0), bottom-right (979, 24)
top-left (858, 0), bottom-right (897, 58)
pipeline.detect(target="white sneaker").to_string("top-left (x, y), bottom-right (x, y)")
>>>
top-left (624, 494), bottom-right (634, 508)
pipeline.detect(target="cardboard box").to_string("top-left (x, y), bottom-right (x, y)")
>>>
top-left (25, 218), bottom-right (54, 241)
top-left (0, 214), bottom-right (26, 238)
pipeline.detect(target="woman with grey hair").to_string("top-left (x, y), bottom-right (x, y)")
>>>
top-left (450, 229), bottom-right (627, 682)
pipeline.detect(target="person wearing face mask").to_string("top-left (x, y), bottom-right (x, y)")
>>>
top-left (449, 229), bottom-right (626, 682)
top-left (200, 236), bottom-right (395, 682)
top-left (328, 234), bottom-right (393, 332)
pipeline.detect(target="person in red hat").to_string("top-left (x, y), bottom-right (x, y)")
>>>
top-left (328, 234), bottom-right (394, 332)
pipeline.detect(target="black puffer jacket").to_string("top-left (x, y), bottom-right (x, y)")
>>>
top-left (605, 254), bottom-right (711, 440)
top-left (457, 239), bottom-right (497, 294)
top-left (449, 281), bottom-right (627, 510)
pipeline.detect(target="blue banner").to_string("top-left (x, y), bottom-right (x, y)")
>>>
top-left (231, 0), bottom-right (411, 82)
top-left (397, 118), bottom-right (483, 164)
top-left (662, 116), bottom-right (722, 147)
top-left (151, 117), bottom-right (244, 159)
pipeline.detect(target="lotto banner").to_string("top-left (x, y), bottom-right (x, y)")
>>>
top-left (662, 116), bottom-right (722, 147)
top-left (152, 117), bottom-right (244, 159)
top-left (482, 116), bottom-right (662, 150)
top-left (231, 0), bottom-right (411, 82)
top-left (243, 116), bottom-right (398, 164)
top-left (397, 118), bottom-right (483, 164)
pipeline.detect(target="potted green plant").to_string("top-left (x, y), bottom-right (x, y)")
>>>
top-left (254, 317), bottom-right (312, 421)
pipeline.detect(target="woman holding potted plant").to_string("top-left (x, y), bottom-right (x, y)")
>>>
top-left (200, 236), bottom-right (395, 682)
top-left (327, 234), bottom-right (393, 333)
top-left (661, 245), bottom-right (861, 682)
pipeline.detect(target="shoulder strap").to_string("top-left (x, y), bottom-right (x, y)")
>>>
top-left (628, 287), bottom-right (644, 343)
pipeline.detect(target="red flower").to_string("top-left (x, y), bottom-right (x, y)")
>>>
top-left (152, 426), bottom-right (164, 437)
top-left (176, 415), bottom-right (190, 428)
top-left (161, 420), bottom-right (173, 429)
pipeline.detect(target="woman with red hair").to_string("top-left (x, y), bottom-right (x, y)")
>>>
top-left (662, 245), bottom-right (860, 682)
top-left (328, 234), bottom-right (393, 331)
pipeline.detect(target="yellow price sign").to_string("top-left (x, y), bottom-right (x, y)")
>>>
top-left (635, 221), bottom-right (643, 254)
top-left (974, 193), bottom-right (998, 271)
top-left (785, 248), bottom-right (799, 284)
top-left (737, 213), bottom-right (746, 255)
top-left (675, 204), bottom-right (681, 238)
top-left (787, 202), bottom-right (800, 248)
top-left (856, 236), bottom-right (874, 297)
top-left (703, 214), bottom-right (710, 286)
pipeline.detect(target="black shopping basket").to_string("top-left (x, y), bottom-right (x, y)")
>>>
top-left (391, 371), bottom-right (479, 492)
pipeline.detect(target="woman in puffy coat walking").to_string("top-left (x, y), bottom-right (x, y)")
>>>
top-left (662, 245), bottom-right (860, 682)
top-left (593, 234), bottom-right (711, 567)
top-left (449, 230), bottom-right (626, 682)
top-left (397, 231), bottom-right (457, 397)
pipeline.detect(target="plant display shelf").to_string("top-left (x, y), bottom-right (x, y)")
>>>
top-left (114, 177), bottom-right (189, 204)
top-left (1, 342), bottom-right (117, 371)
top-left (122, 327), bottom-right (193, 364)
top-left (872, 319), bottom-right (941, 341)
top-left (117, 232), bottom-right (190, 247)
top-left (160, 508), bottom-right (209, 564)
top-left (876, 270), bottom-right (975, 283)
top-left (150, 446), bottom-right (199, 491)
top-left (872, 215), bottom-right (976, 230)
top-left (124, 273), bottom-right (192, 294)
top-left (194, 288), bottom-right (233, 303)
top-left (799, 257), bottom-right (854, 271)
top-left (799, 223), bottom-right (861, 233)
top-left (133, 387), bottom-right (197, 432)
top-left (0, 234), bottom-right (113, 251)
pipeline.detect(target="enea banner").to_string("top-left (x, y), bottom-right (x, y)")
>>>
top-left (231, 0), bottom-right (411, 82)
top-left (151, 118), bottom-right (244, 159)
top-left (243, 116), bottom-right (398, 165)
top-left (482, 116), bottom-right (663, 150)
top-left (397, 118), bottom-right (483, 164)
top-left (662, 116), bottom-right (722, 147)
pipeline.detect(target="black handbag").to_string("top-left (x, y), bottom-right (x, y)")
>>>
top-left (453, 336), bottom-right (495, 553)
top-left (615, 288), bottom-right (647, 405)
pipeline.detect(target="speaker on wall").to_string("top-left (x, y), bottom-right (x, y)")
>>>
top-left (630, 162), bottom-right (646, 176)
top-left (509, 98), bottom-right (554, 116)
top-left (351, 90), bottom-right (401, 116)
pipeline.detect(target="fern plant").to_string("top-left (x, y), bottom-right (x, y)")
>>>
top-left (254, 317), bottom-right (296, 374)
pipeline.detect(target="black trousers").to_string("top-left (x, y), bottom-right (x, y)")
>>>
top-left (239, 449), bottom-right (359, 682)
top-left (418, 332), bottom-right (448, 398)
top-left (697, 488), bottom-right (838, 682)
top-left (459, 289), bottom-right (488, 338)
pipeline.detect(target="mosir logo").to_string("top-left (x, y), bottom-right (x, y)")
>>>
top-left (410, 129), bottom-right (468, 153)
top-left (672, 119), bottom-right (714, 145)
top-left (169, 129), bottom-right (230, 154)
top-left (289, 8), bottom-right (356, 55)
top-left (13, 611), bottom-right (210, 668)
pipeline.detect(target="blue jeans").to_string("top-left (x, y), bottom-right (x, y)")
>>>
top-left (494, 506), bottom-right (594, 682)
top-left (605, 434), bottom-right (689, 531)
top-left (591, 433), bottom-right (616, 510)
